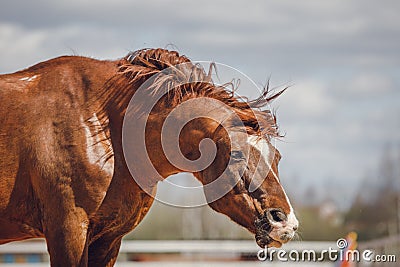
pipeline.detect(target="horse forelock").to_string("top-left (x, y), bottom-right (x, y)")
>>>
top-left (105, 48), bottom-right (283, 139)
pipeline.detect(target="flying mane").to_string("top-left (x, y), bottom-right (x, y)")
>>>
top-left (100, 48), bottom-right (283, 139)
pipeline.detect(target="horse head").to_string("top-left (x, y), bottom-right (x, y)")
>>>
top-left (119, 48), bottom-right (298, 248)
top-left (195, 121), bottom-right (298, 248)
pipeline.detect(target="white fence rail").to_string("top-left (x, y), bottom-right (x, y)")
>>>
top-left (2, 237), bottom-right (398, 266)
top-left (357, 234), bottom-right (400, 267)
top-left (0, 240), bottom-right (337, 266)
top-left (0, 239), bottom-right (336, 254)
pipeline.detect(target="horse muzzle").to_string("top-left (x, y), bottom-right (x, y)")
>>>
top-left (254, 208), bottom-right (298, 248)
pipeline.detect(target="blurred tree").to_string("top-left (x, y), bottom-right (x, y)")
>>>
top-left (303, 184), bottom-right (317, 206)
top-left (344, 146), bottom-right (400, 241)
top-left (296, 205), bottom-right (346, 241)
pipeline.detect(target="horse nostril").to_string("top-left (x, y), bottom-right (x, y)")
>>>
top-left (293, 225), bottom-right (298, 231)
top-left (267, 209), bottom-right (287, 223)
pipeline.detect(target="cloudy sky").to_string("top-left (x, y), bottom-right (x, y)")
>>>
top-left (1, 0), bottom-right (399, 207)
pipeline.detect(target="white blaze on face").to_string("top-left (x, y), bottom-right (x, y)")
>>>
top-left (80, 113), bottom-right (114, 176)
top-left (247, 136), bottom-right (299, 238)
top-left (246, 136), bottom-right (278, 185)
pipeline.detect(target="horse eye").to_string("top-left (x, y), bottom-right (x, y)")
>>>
top-left (231, 150), bottom-right (245, 159)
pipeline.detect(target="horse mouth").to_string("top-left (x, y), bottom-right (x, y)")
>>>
top-left (255, 225), bottom-right (285, 248)
top-left (254, 212), bottom-right (289, 248)
top-left (255, 214), bottom-right (275, 248)
top-left (255, 235), bottom-right (282, 248)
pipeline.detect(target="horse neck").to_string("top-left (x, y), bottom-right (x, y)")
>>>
top-left (102, 76), bottom-right (230, 185)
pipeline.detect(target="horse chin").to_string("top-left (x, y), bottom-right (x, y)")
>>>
top-left (255, 235), bottom-right (282, 248)
top-left (254, 213), bottom-right (283, 248)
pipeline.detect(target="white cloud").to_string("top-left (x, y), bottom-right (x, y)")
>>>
top-left (348, 73), bottom-right (394, 94)
top-left (278, 80), bottom-right (334, 118)
top-left (0, 24), bottom-right (47, 71)
top-left (0, 23), bottom-right (128, 73)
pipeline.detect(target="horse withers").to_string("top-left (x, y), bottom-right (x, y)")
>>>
top-left (0, 49), bottom-right (298, 266)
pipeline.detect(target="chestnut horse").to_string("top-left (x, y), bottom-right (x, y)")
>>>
top-left (0, 49), bottom-right (298, 266)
